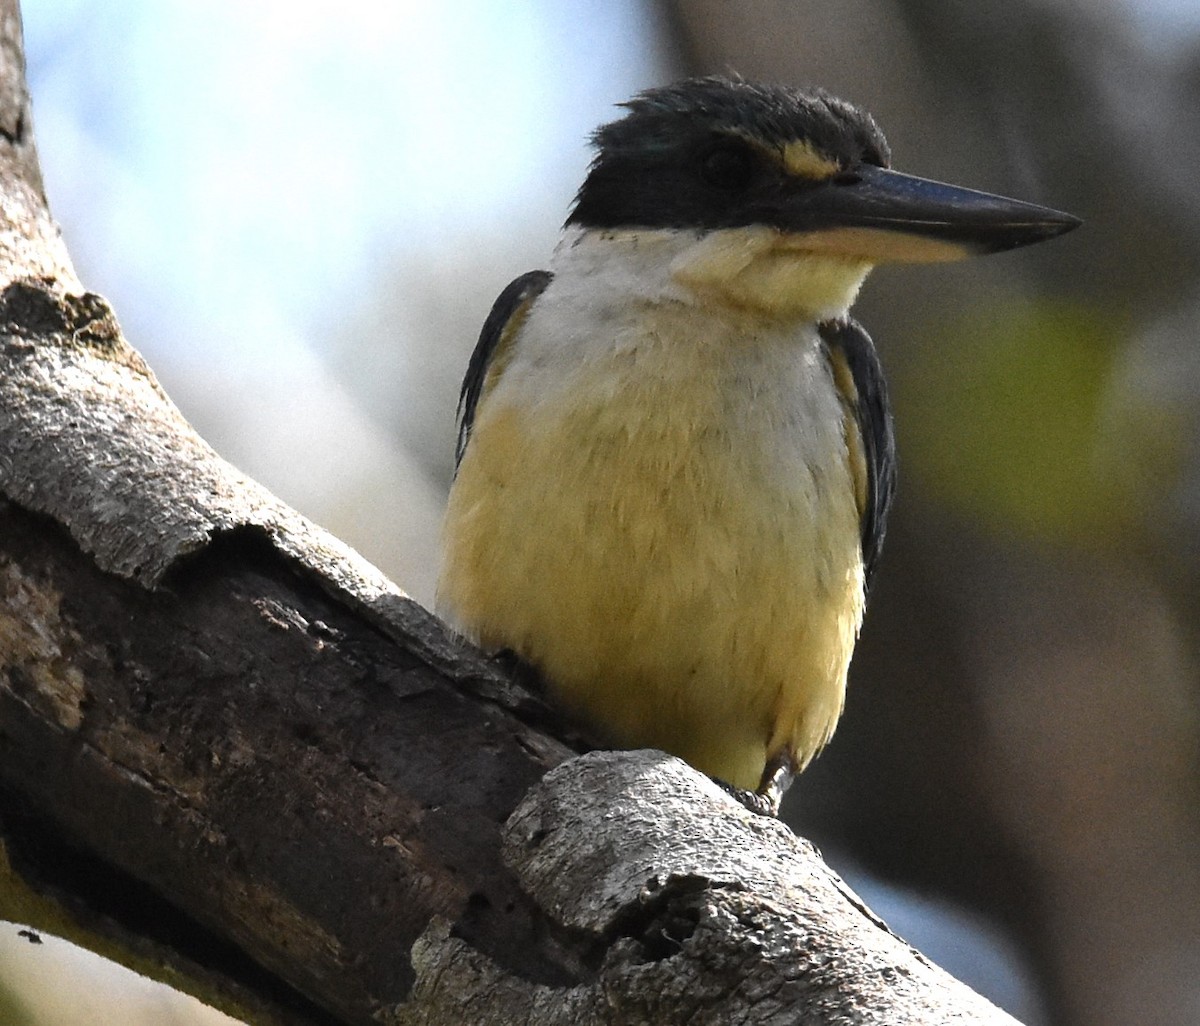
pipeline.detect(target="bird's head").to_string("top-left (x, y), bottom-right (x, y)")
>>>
top-left (567, 77), bottom-right (1080, 321)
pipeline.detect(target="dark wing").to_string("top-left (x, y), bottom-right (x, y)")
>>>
top-left (456, 269), bottom-right (554, 467)
top-left (819, 317), bottom-right (896, 590)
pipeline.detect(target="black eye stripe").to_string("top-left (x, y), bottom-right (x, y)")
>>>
top-left (699, 142), bottom-right (757, 191)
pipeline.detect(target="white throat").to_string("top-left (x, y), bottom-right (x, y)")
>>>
top-left (551, 225), bottom-right (872, 323)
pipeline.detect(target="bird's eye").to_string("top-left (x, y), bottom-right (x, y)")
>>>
top-left (699, 143), bottom-right (755, 191)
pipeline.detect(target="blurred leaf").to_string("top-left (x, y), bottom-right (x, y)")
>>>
top-left (897, 301), bottom-right (1134, 545)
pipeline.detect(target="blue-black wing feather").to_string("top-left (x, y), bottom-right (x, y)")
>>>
top-left (819, 318), bottom-right (896, 590)
top-left (456, 269), bottom-right (554, 467)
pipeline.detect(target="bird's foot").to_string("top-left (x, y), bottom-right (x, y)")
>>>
top-left (715, 780), bottom-right (782, 817)
top-left (714, 753), bottom-right (797, 818)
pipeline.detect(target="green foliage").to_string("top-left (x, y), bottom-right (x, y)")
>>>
top-left (896, 301), bottom-right (1139, 545)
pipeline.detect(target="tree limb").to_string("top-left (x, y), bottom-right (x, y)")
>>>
top-left (399, 750), bottom-right (1023, 1025)
top-left (0, 3), bottom-right (1021, 1023)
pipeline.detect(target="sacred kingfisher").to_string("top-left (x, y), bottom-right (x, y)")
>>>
top-left (437, 77), bottom-right (1079, 813)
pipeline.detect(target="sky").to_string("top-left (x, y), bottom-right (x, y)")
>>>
top-left (21, 0), bottom-right (670, 370)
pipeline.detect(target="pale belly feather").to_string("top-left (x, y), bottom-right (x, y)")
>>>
top-left (438, 314), bottom-right (865, 791)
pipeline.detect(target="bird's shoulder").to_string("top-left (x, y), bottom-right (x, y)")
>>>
top-left (456, 269), bottom-right (554, 466)
top-left (818, 317), bottom-right (896, 589)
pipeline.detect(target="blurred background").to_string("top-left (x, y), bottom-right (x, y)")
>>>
top-left (4, 0), bottom-right (1200, 1023)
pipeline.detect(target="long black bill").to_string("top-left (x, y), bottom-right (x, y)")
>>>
top-left (779, 163), bottom-right (1081, 264)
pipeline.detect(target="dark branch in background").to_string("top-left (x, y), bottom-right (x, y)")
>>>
top-left (0, 2), bottom-right (1021, 1023)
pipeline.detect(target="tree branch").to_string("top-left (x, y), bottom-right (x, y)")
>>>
top-left (399, 750), bottom-right (1022, 1025)
top-left (0, 3), bottom-right (1022, 1023)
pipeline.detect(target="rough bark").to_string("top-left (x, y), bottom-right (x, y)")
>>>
top-left (0, 3), bottom-right (1022, 1023)
top-left (399, 750), bottom-right (1022, 1026)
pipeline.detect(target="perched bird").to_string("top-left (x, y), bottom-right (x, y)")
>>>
top-left (437, 77), bottom-right (1079, 812)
